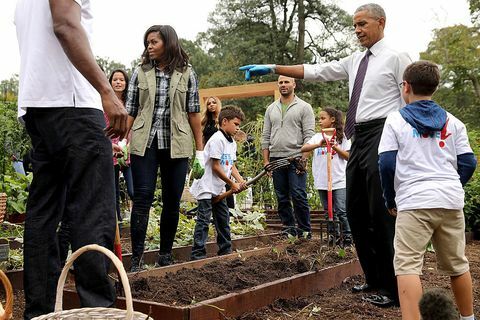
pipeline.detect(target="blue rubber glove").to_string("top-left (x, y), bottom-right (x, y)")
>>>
top-left (239, 64), bottom-right (276, 80)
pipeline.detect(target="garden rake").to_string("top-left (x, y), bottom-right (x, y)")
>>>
top-left (212, 156), bottom-right (299, 204)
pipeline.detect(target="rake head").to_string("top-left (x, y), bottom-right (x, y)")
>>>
top-left (264, 157), bottom-right (293, 172)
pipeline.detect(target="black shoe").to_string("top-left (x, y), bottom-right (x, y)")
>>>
top-left (130, 257), bottom-right (143, 273)
top-left (352, 283), bottom-right (374, 293)
top-left (362, 294), bottom-right (397, 308)
top-left (343, 235), bottom-right (353, 247)
top-left (156, 253), bottom-right (174, 267)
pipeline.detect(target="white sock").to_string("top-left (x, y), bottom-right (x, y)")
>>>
top-left (460, 315), bottom-right (475, 320)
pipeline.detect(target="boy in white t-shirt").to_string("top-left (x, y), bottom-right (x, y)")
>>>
top-left (190, 106), bottom-right (247, 260)
top-left (378, 61), bottom-right (477, 320)
top-left (301, 108), bottom-right (352, 246)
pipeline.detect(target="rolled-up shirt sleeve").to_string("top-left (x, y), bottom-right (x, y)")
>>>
top-left (186, 68), bottom-right (200, 113)
top-left (126, 68), bottom-right (140, 117)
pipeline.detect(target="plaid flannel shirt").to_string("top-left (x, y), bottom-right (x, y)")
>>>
top-left (126, 66), bottom-right (200, 149)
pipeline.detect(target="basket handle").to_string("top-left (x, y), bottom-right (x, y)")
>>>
top-left (54, 244), bottom-right (134, 320)
top-left (0, 270), bottom-right (13, 320)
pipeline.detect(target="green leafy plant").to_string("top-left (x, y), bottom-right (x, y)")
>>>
top-left (0, 172), bottom-right (32, 215)
top-left (464, 129), bottom-right (480, 232)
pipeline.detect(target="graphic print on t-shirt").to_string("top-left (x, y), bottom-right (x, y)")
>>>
top-left (411, 118), bottom-right (451, 149)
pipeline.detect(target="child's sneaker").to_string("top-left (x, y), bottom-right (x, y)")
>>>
top-left (343, 235), bottom-right (353, 247)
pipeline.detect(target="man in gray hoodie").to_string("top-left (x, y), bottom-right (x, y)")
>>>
top-left (262, 75), bottom-right (315, 236)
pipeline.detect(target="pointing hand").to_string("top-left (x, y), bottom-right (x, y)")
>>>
top-left (239, 64), bottom-right (276, 80)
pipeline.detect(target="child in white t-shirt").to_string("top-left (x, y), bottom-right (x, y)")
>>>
top-left (301, 107), bottom-right (352, 246)
top-left (190, 105), bottom-right (247, 260)
top-left (378, 61), bottom-right (476, 320)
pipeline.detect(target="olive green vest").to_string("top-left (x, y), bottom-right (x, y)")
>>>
top-left (129, 65), bottom-right (194, 158)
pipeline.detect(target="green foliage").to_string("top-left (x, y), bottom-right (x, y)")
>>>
top-left (0, 101), bottom-right (31, 178)
top-left (0, 173), bottom-right (32, 215)
top-left (0, 248), bottom-right (23, 271)
top-left (470, 0), bottom-right (480, 24)
top-left (464, 128), bottom-right (480, 231)
top-left (420, 25), bottom-right (480, 127)
top-left (229, 208), bottom-right (266, 237)
top-left (96, 56), bottom-right (129, 77)
top-left (0, 222), bottom-right (24, 239)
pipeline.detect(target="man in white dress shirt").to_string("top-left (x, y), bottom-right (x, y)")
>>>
top-left (240, 3), bottom-right (411, 307)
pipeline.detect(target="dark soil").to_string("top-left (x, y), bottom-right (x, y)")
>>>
top-left (237, 240), bottom-right (480, 320)
top-left (3, 240), bottom-right (479, 319)
top-left (129, 238), bottom-right (355, 305)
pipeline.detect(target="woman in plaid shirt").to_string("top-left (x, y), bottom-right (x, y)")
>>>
top-left (126, 25), bottom-right (203, 271)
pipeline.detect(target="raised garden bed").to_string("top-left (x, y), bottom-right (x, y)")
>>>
top-left (3, 233), bottom-right (281, 290)
top-left (63, 239), bottom-right (362, 319)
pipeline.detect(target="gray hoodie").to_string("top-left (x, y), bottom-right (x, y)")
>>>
top-left (262, 96), bottom-right (315, 157)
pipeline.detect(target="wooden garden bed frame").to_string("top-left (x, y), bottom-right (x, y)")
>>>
top-left (62, 245), bottom-right (362, 319)
top-left (4, 232), bottom-right (280, 290)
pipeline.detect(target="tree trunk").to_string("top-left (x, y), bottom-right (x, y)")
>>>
top-left (471, 75), bottom-right (480, 99)
top-left (296, 0), bottom-right (306, 63)
top-left (269, 0), bottom-right (279, 62)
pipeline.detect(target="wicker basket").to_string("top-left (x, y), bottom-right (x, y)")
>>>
top-left (0, 193), bottom-right (6, 224)
top-left (32, 244), bottom-right (152, 320)
top-left (0, 269), bottom-right (13, 320)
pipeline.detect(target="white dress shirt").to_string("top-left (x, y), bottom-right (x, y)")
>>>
top-left (304, 38), bottom-right (412, 123)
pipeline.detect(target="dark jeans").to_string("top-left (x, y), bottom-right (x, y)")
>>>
top-left (271, 158), bottom-right (311, 235)
top-left (114, 165), bottom-right (134, 220)
top-left (191, 198), bottom-right (232, 260)
top-left (318, 188), bottom-right (351, 237)
top-left (23, 108), bottom-right (116, 319)
top-left (346, 119), bottom-right (397, 300)
top-left (130, 143), bottom-right (188, 261)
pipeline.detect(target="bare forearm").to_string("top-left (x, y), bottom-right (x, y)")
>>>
top-left (275, 65), bottom-right (305, 79)
top-left (231, 165), bottom-right (244, 182)
top-left (188, 112), bottom-right (204, 151)
top-left (213, 161), bottom-right (233, 186)
top-left (50, 0), bottom-right (110, 96)
top-left (262, 149), bottom-right (270, 165)
top-left (301, 143), bottom-right (318, 153)
top-left (332, 145), bottom-right (349, 160)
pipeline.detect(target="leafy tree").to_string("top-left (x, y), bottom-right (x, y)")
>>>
top-left (0, 75), bottom-right (19, 103)
top-left (188, 0), bottom-right (355, 119)
top-left (470, 0), bottom-right (480, 24)
top-left (420, 25), bottom-right (480, 127)
top-left (95, 56), bottom-right (128, 77)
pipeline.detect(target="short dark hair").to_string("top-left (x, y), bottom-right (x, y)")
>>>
top-left (419, 288), bottom-right (458, 320)
top-left (219, 105), bottom-right (245, 124)
top-left (403, 61), bottom-right (440, 96)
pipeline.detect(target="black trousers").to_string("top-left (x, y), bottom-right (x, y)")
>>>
top-left (346, 119), bottom-right (398, 300)
top-left (23, 108), bottom-right (116, 319)
top-left (130, 144), bottom-right (189, 259)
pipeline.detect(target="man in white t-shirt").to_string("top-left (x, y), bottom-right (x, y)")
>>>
top-left (190, 106), bottom-right (246, 260)
top-left (15, 0), bottom-right (127, 318)
top-left (378, 61), bottom-right (476, 320)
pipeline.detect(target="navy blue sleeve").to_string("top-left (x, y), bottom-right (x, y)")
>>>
top-left (378, 150), bottom-right (397, 209)
top-left (457, 153), bottom-right (477, 186)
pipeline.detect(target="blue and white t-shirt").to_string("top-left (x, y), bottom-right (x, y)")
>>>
top-left (190, 131), bottom-right (237, 200)
top-left (378, 111), bottom-right (472, 211)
